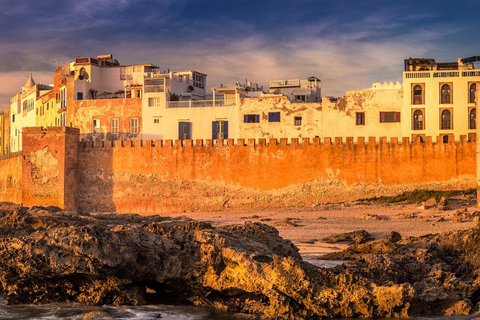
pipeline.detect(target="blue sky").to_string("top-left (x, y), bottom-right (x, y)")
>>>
top-left (0, 0), bottom-right (479, 110)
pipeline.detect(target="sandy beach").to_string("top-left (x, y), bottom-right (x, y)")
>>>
top-left (166, 193), bottom-right (478, 265)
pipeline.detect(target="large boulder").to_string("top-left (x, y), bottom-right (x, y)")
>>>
top-left (0, 204), bottom-right (415, 319)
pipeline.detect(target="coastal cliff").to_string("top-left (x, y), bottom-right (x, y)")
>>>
top-left (0, 203), bottom-right (478, 318)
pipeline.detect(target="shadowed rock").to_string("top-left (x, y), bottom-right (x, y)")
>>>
top-left (322, 230), bottom-right (375, 244)
top-left (1, 203), bottom-right (478, 318)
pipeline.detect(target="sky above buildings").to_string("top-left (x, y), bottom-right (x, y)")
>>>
top-left (0, 0), bottom-right (479, 110)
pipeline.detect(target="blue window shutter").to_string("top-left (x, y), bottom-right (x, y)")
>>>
top-left (178, 122), bottom-right (184, 140)
top-left (244, 115), bottom-right (248, 123)
top-left (212, 121), bottom-right (217, 139)
top-left (276, 112), bottom-right (280, 122)
top-left (255, 114), bottom-right (259, 123)
top-left (224, 121), bottom-right (228, 139)
top-left (186, 122), bottom-right (191, 139)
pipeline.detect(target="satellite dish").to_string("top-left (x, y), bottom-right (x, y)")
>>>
top-left (188, 85), bottom-right (194, 92)
top-left (78, 68), bottom-right (89, 81)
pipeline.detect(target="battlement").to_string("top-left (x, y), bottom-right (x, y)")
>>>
top-left (79, 135), bottom-right (473, 149)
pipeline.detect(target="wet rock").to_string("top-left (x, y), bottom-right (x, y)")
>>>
top-left (322, 230), bottom-right (375, 245)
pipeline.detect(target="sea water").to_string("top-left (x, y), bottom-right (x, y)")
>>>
top-left (0, 295), bottom-right (246, 320)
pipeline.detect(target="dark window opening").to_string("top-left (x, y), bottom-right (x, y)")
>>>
top-left (243, 114), bottom-right (260, 123)
top-left (470, 83), bottom-right (476, 104)
top-left (178, 122), bottom-right (192, 140)
top-left (356, 112), bottom-right (365, 125)
top-left (294, 117), bottom-right (302, 126)
top-left (441, 84), bottom-right (451, 104)
top-left (379, 112), bottom-right (400, 123)
top-left (443, 135), bottom-right (449, 143)
top-left (441, 109), bottom-right (452, 130)
top-left (268, 112), bottom-right (281, 122)
top-left (77, 92), bottom-right (83, 100)
top-left (470, 108), bottom-right (476, 130)
top-left (413, 110), bottom-right (424, 130)
top-left (212, 120), bottom-right (229, 139)
top-left (413, 85), bottom-right (423, 105)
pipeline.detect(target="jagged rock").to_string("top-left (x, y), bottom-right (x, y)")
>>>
top-left (438, 196), bottom-right (449, 206)
top-left (0, 204), bottom-right (416, 319)
top-left (424, 198), bottom-right (437, 209)
top-left (357, 213), bottom-right (387, 220)
top-left (322, 230), bottom-right (375, 244)
top-left (322, 226), bottom-right (480, 316)
top-left (3, 204), bottom-right (480, 318)
top-left (384, 231), bottom-right (402, 243)
top-left (401, 212), bottom-right (417, 219)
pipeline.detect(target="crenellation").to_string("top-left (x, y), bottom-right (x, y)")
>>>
top-left (324, 137), bottom-right (332, 145)
top-left (368, 137), bottom-right (376, 145)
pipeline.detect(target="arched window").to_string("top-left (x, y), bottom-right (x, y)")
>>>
top-left (413, 109), bottom-right (424, 130)
top-left (470, 108), bottom-right (476, 130)
top-left (470, 83), bottom-right (476, 104)
top-left (413, 85), bottom-right (423, 105)
top-left (441, 109), bottom-right (452, 130)
top-left (441, 84), bottom-right (451, 104)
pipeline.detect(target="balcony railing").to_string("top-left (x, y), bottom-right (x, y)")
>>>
top-left (144, 85), bottom-right (165, 93)
top-left (166, 100), bottom-right (236, 108)
top-left (405, 70), bottom-right (480, 78)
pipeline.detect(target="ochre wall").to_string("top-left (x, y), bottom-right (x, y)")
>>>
top-left (76, 136), bottom-right (476, 214)
top-left (0, 153), bottom-right (22, 203)
top-left (22, 127), bottom-right (79, 210)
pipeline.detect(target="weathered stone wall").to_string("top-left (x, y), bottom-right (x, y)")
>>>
top-left (0, 153), bottom-right (22, 203)
top-left (76, 136), bottom-right (475, 214)
top-left (22, 127), bottom-right (79, 210)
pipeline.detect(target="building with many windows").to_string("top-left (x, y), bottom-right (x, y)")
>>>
top-left (403, 56), bottom-right (480, 142)
top-left (0, 54), bottom-right (479, 155)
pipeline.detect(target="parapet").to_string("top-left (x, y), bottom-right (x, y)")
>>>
top-left (78, 135), bottom-right (473, 149)
top-left (22, 126), bottom-right (81, 135)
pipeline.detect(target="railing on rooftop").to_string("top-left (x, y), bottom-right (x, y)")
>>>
top-left (166, 100), bottom-right (236, 108)
top-left (405, 70), bottom-right (480, 79)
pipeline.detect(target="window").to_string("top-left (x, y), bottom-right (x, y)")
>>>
top-left (443, 135), bottom-right (449, 143)
top-left (92, 119), bottom-right (100, 134)
top-left (268, 112), bottom-right (280, 122)
top-left (469, 83), bottom-right (476, 104)
top-left (244, 114), bottom-right (260, 123)
top-left (60, 87), bottom-right (66, 108)
top-left (440, 84), bottom-right (452, 104)
top-left (355, 112), bottom-right (365, 125)
top-left (178, 122), bottom-right (192, 140)
top-left (77, 92), bottom-right (83, 100)
top-left (12, 114), bottom-right (15, 123)
top-left (130, 118), bottom-right (139, 134)
top-left (412, 109), bottom-right (424, 130)
top-left (193, 74), bottom-right (205, 89)
top-left (110, 118), bottom-right (119, 134)
top-left (212, 120), bottom-right (228, 139)
top-left (148, 98), bottom-right (161, 107)
top-left (294, 95), bottom-right (307, 102)
top-left (153, 118), bottom-right (160, 124)
top-left (441, 109), bottom-right (452, 130)
top-left (469, 108), bottom-right (476, 130)
top-left (379, 112), bottom-right (400, 123)
top-left (294, 117), bottom-right (302, 126)
top-left (412, 84), bottom-right (423, 105)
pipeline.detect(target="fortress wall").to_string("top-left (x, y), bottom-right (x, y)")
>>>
top-left (0, 153), bottom-right (22, 204)
top-left (76, 136), bottom-right (476, 214)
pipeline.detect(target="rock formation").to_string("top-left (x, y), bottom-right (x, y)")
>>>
top-left (0, 203), bottom-right (478, 318)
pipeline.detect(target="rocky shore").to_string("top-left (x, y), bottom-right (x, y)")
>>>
top-left (0, 203), bottom-right (479, 318)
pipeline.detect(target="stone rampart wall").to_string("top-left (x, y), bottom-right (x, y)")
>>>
top-left (0, 152), bottom-right (22, 204)
top-left (76, 136), bottom-right (476, 214)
